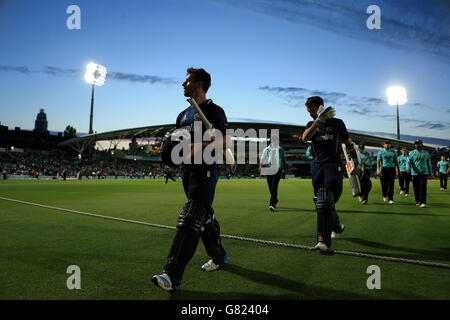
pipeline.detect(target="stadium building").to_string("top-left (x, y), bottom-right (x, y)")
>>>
top-left (57, 122), bottom-right (440, 178)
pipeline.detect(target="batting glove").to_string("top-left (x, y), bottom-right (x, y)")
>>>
top-left (315, 105), bottom-right (336, 124)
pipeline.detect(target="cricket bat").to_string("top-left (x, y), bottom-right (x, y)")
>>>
top-left (187, 98), bottom-right (236, 174)
top-left (342, 142), bottom-right (362, 197)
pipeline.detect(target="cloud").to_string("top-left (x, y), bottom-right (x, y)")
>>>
top-left (259, 86), bottom-right (309, 94)
top-left (108, 72), bottom-right (177, 85)
top-left (215, 0), bottom-right (450, 60)
top-left (0, 65), bottom-right (31, 74)
top-left (417, 122), bottom-right (446, 129)
top-left (0, 65), bottom-right (178, 85)
top-left (259, 85), bottom-right (384, 113)
top-left (260, 85), bottom-right (450, 131)
top-left (41, 66), bottom-right (80, 77)
top-left (362, 97), bottom-right (385, 105)
top-left (228, 117), bottom-right (296, 125)
top-left (260, 85), bottom-right (441, 115)
top-left (351, 129), bottom-right (450, 146)
top-left (381, 114), bottom-right (450, 130)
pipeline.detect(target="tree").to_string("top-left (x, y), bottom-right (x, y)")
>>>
top-left (64, 125), bottom-right (77, 139)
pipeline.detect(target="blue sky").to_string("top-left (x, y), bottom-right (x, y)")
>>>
top-left (0, 0), bottom-right (449, 140)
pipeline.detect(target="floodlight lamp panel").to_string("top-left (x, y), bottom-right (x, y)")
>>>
top-left (386, 86), bottom-right (407, 106)
top-left (85, 63), bottom-right (107, 86)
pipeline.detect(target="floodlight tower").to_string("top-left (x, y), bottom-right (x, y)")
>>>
top-left (386, 86), bottom-right (407, 140)
top-left (85, 63), bottom-right (107, 134)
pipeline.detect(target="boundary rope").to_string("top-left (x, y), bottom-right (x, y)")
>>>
top-left (1, 196), bottom-right (449, 270)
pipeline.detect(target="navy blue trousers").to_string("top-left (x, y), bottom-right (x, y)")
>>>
top-left (266, 169), bottom-right (283, 206)
top-left (181, 166), bottom-right (227, 261)
top-left (380, 167), bottom-right (396, 201)
top-left (412, 174), bottom-right (428, 205)
top-left (311, 161), bottom-right (344, 245)
top-left (360, 169), bottom-right (373, 201)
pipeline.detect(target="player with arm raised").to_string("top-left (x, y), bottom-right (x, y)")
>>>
top-left (152, 68), bottom-right (230, 292)
top-left (301, 96), bottom-right (356, 250)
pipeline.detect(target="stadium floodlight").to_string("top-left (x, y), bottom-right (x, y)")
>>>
top-left (85, 63), bottom-right (107, 86)
top-left (386, 86), bottom-right (407, 140)
top-left (85, 62), bottom-right (107, 134)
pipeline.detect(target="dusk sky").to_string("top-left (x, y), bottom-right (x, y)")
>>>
top-left (0, 0), bottom-right (449, 141)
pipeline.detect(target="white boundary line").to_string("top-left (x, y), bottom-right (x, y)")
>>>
top-left (1, 196), bottom-right (449, 270)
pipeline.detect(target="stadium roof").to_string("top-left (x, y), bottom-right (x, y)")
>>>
top-left (57, 122), bottom-right (435, 153)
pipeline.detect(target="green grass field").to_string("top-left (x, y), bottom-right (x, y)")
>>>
top-left (0, 178), bottom-right (449, 300)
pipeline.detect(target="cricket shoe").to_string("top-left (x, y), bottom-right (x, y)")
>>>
top-left (400, 191), bottom-right (404, 195)
top-left (416, 203), bottom-right (420, 206)
top-left (389, 200), bottom-right (394, 204)
top-left (151, 273), bottom-right (178, 292)
top-left (332, 224), bottom-right (345, 239)
top-left (202, 255), bottom-right (230, 272)
top-left (441, 188), bottom-right (444, 191)
top-left (361, 199), bottom-right (367, 205)
top-left (419, 204), bottom-right (427, 208)
top-left (405, 194), bottom-right (409, 197)
top-left (314, 242), bottom-right (328, 251)
top-left (383, 197), bottom-right (388, 202)
top-left (269, 205), bottom-right (275, 211)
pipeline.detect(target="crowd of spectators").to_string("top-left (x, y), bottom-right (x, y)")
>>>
top-left (0, 151), bottom-right (175, 179)
top-left (0, 151), bottom-right (263, 180)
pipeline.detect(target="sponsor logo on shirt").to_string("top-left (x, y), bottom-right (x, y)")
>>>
top-left (315, 134), bottom-right (334, 141)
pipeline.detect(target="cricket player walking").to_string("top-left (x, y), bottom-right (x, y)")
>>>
top-left (152, 68), bottom-right (230, 292)
top-left (376, 141), bottom-right (399, 204)
top-left (357, 143), bottom-right (374, 204)
top-left (259, 133), bottom-right (286, 211)
top-left (397, 147), bottom-right (411, 197)
top-left (436, 155), bottom-right (449, 191)
top-left (302, 96), bottom-right (359, 251)
top-left (409, 140), bottom-right (432, 208)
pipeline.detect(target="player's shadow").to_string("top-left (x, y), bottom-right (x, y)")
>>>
top-left (276, 207), bottom-right (315, 213)
top-left (342, 237), bottom-right (450, 262)
top-left (169, 290), bottom-right (297, 300)
top-left (275, 208), bottom-right (443, 217)
top-left (390, 202), bottom-right (449, 209)
top-left (218, 264), bottom-right (368, 299)
top-left (169, 263), bottom-right (370, 300)
top-left (338, 209), bottom-right (444, 217)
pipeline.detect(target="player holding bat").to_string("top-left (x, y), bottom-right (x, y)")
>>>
top-left (302, 96), bottom-right (360, 251)
top-left (152, 67), bottom-right (231, 292)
